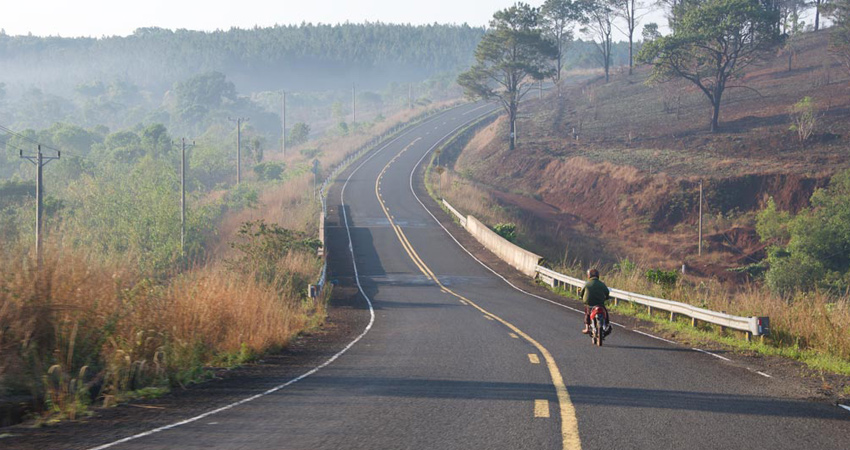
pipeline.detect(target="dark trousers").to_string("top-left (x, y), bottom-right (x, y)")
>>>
top-left (584, 305), bottom-right (608, 325)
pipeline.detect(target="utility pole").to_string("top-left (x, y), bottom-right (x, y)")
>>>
top-left (228, 117), bottom-right (248, 184)
top-left (698, 180), bottom-right (703, 257)
top-left (281, 91), bottom-right (286, 157)
top-left (20, 145), bottom-right (60, 268)
top-left (312, 159), bottom-right (320, 198)
top-left (539, 80), bottom-right (543, 100)
top-left (179, 138), bottom-right (195, 256)
top-left (409, 84), bottom-right (413, 109)
top-left (352, 82), bottom-right (356, 124)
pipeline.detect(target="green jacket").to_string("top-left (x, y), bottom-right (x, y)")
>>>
top-left (580, 277), bottom-right (609, 307)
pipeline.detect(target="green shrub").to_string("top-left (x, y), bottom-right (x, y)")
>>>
top-left (253, 162), bottom-right (285, 181)
top-left (492, 223), bottom-right (517, 242)
top-left (645, 268), bottom-right (679, 288)
top-left (759, 169), bottom-right (850, 295)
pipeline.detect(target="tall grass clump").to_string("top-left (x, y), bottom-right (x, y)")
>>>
top-left (553, 257), bottom-right (850, 372)
top-left (0, 235), bottom-right (325, 421)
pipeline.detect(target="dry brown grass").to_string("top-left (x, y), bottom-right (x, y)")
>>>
top-left (0, 101), bottom-right (454, 422)
top-left (558, 261), bottom-right (850, 366)
top-left (433, 170), bottom-right (513, 226)
top-left (0, 241), bottom-right (324, 420)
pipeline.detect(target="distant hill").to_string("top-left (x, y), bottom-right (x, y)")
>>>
top-left (0, 24), bottom-right (486, 95)
top-left (444, 30), bottom-right (850, 277)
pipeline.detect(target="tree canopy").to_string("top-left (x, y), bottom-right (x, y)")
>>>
top-left (457, 3), bottom-right (557, 150)
top-left (638, 0), bottom-right (780, 131)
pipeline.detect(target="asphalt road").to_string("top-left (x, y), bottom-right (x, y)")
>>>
top-left (93, 103), bottom-right (849, 450)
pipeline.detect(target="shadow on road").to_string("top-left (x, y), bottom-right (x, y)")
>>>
top-left (567, 385), bottom-right (847, 420)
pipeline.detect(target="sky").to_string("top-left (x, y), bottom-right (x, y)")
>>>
top-left (4, 0), bottom-right (537, 37)
top-left (3, 0), bottom-right (672, 39)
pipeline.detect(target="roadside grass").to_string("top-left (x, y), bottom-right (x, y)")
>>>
top-left (0, 243), bottom-right (327, 423)
top-left (542, 262), bottom-right (850, 376)
top-left (423, 115), bottom-right (850, 378)
top-left (0, 103), bottom-right (457, 425)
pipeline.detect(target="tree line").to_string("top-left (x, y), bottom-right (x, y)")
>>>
top-left (460, 0), bottom-right (850, 140)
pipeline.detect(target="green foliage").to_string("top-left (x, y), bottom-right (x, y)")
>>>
top-left (287, 122), bottom-right (310, 147)
top-left (458, 2), bottom-right (557, 149)
top-left (492, 223), bottom-right (518, 242)
top-left (788, 96), bottom-right (817, 142)
top-left (299, 148), bottom-right (322, 159)
top-left (224, 184), bottom-right (259, 210)
top-left (66, 156), bottom-right (182, 273)
top-left (756, 197), bottom-right (792, 243)
top-left (638, 0), bottom-right (780, 131)
top-left (828, 0), bottom-right (850, 75)
top-left (642, 23), bottom-right (661, 42)
top-left (541, 0), bottom-right (581, 82)
top-left (249, 136), bottom-right (264, 164)
top-left (253, 162), bottom-right (285, 181)
top-left (190, 143), bottom-right (232, 189)
top-left (645, 268), bottom-right (679, 288)
top-left (613, 257), bottom-right (637, 275)
top-left (228, 220), bottom-right (321, 287)
top-left (174, 72), bottom-right (237, 111)
top-left (761, 170), bottom-right (850, 295)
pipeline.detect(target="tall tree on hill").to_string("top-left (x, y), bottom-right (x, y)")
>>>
top-left (541, 0), bottom-right (583, 95)
top-left (457, 3), bottom-right (557, 151)
top-left (614, 0), bottom-right (650, 75)
top-left (779, 0), bottom-right (807, 34)
top-left (579, 0), bottom-right (616, 83)
top-left (638, 0), bottom-right (780, 132)
top-left (813, 0), bottom-right (831, 30)
top-left (828, 0), bottom-right (850, 74)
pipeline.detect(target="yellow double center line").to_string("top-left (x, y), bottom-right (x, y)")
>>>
top-left (374, 137), bottom-right (582, 450)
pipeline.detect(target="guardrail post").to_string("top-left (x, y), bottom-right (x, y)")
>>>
top-left (647, 305), bottom-right (652, 316)
top-left (691, 317), bottom-right (697, 327)
top-left (670, 311), bottom-right (676, 322)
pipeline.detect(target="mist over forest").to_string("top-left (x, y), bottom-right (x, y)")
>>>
top-left (0, 23), bottom-right (631, 136)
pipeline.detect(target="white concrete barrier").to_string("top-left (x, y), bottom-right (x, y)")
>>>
top-left (463, 215), bottom-right (542, 277)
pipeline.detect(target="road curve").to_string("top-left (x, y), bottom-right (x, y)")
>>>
top-left (94, 103), bottom-right (848, 449)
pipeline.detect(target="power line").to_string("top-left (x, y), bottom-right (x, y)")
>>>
top-left (0, 123), bottom-right (61, 155)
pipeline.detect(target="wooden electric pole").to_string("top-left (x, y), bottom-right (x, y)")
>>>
top-left (281, 91), bottom-right (286, 157)
top-left (228, 117), bottom-right (248, 184)
top-left (179, 138), bottom-right (195, 256)
top-left (698, 180), bottom-right (703, 257)
top-left (352, 83), bottom-right (356, 124)
top-left (20, 145), bottom-right (60, 268)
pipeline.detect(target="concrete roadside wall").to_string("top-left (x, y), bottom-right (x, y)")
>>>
top-left (464, 215), bottom-right (542, 277)
top-left (442, 199), bottom-right (467, 227)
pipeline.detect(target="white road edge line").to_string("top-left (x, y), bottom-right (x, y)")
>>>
top-left (691, 348), bottom-right (732, 362)
top-left (85, 106), bottom-right (464, 450)
top-left (406, 113), bottom-right (746, 370)
top-left (756, 371), bottom-right (772, 378)
top-left (839, 404), bottom-right (850, 413)
top-left (631, 330), bottom-right (678, 345)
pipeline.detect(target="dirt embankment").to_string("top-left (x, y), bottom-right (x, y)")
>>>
top-left (447, 29), bottom-right (850, 279)
top-left (455, 135), bottom-right (828, 277)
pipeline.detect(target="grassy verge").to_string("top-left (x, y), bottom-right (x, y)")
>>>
top-left (422, 111), bottom-right (850, 378)
top-left (539, 267), bottom-right (850, 376)
top-left (0, 103), bottom-right (456, 425)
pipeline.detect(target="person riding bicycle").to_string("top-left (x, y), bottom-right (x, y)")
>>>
top-left (578, 268), bottom-right (611, 335)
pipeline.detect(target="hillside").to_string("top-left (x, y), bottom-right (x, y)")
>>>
top-left (446, 30), bottom-right (850, 280)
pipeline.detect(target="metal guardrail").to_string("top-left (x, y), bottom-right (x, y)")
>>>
top-left (310, 105), bottom-right (455, 297)
top-left (535, 265), bottom-right (769, 339)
